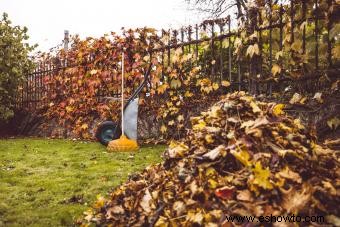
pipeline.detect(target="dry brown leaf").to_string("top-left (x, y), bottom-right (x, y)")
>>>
top-left (281, 184), bottom-right (313, 214)
top-left (236, 189), bottom-right (253, 202)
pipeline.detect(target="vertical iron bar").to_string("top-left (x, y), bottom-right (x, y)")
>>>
top-left (195, 24), bottom-right (199, 61)
top-left (302, 0), bottom-right (307, 54)
top-left (291, 0), bottom-right (295, 49)
top-left (167, 29), bottom-right (171, 67)
top-left (258, 11), bottom-right (263, 94)
top-left (269, 0), bottom-right (273, 96)
top-left (219, 23), bottom-right (224, 82)
top-left (315, 0), bottom-right (319, 70)
top-left (228, 16), bottom-right (232, 83)
top-left (188, 26), bottom-right (192, 53)
top-left (211, 22), bottom-right (215, 80)
top-left (181, 28), bottom-right (184, 52)
top-left (327, 0), bottom-right (333, 68)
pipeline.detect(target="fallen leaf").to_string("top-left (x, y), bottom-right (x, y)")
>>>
top-left (251, 162), bottom-right (273, 190)
top-left (215, 186), bottom-right (235, 200)
top-left (203, 145), bottom-right (226, 160)
top-left (173, 201), bottom-right (186, 216)
top-left (281, 184), bottom-right (312, 214)
top-left (236, 190), bottom-right (253, 202)
top-left (272, 104), bottom-right (285, 117)
top-left (313, 92), bottom-right (323, 103)
top-left (140, 189), bottom-right (153, 213)
top-left (276, 166), bottom-right (302, 183)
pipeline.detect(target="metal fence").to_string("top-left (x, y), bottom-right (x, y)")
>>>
top-left (16, 0), bottom-right (339, 110)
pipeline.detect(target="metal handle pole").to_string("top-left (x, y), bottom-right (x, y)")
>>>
top-left (121, 52), bottom-right (124, 136)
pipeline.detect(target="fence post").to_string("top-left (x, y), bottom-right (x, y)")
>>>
top-left (64, 30), bottom-right (69, 51)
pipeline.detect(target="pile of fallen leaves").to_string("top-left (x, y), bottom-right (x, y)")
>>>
top-left (80, 92), bottom-right (339, 226)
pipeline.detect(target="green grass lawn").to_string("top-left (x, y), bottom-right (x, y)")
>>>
top-left (0, 139), bottom-right (165, 227)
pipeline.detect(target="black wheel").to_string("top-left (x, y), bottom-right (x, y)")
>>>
top-left (96, 121), bottom-right (121, 146)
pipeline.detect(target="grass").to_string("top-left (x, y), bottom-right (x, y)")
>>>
top-left (0, 138), bottom-right (165, 227)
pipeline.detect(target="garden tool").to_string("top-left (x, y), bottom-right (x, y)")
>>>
top-left (107, 52), bottom-right (139, 152)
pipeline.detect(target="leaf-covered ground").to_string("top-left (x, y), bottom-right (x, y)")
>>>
top-left (81, 92), bottom-right (339, 226)
top-left (0, 139), bottom-right (165, 226)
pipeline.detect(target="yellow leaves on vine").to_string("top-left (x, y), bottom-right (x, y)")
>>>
top-left (271, 64), bottom-right (281, 77)
top-left (157, 84), bottom-right (168, 94)
top-left (221, 80), bottom-right (230, 87)
top-left (246, 43), bottom-right (259, 58)
top-left (160, 124), bottom-right (167, 134)
top-left (170, 79), bottom-right (181, 89)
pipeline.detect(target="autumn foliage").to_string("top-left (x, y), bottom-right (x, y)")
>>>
top-left (37, 28), bottom-right (228, 139)
top-left (29, 0), bottom-right (339, 140)
top-left (79, 92), bottom-right (339, 226)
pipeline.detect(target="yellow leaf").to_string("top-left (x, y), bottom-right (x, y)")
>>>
top-left (94, 195), bottom-right (105, 209)
top-left (157, 84), bottom-right (168, 94)
top-left (209, 106), bottom-right (223, 118)
top-left (168, 120), bottom-right (175, 126)
top-left (193, 119), bottom-right (206, 131)
top-left (275, 51), bottom-right (283, 60)
top-left (271, 64), bottom-right (281, 76)
top-left (184, 91), bottom-right (193, 98)
top-left (251, 162), bottom-right (273, 190)
top-left (167, 141), bottom-right (188, 158)
top-left (212, 83), bottom-right (219, 90)
top-left (246, 44), bottom-right (259, 58)
top-left (222, 39), bottom-right (229, 48)
top-left (66, 106), bottom-right (74, 113)
top-left (208, 179), bottom-right (218, 189)
top-left (332, 45), bottom-right (340, 59)
top-left (231, 147), bottom-right (252, 167)
top-left (291, 40), bottom-right (302, 53)
top-left (154, 216), bottom-right (169, 227)
top-left (81, 123), bottom-right (88, 130)
top-left (253, 43), bottom-right (259, 55)
top-left (170, 79), bottom-right (181, 89)
top-left (187, 211), bottom-right (204, 224)
top-left (177, 115), bottom-right (184, 122)
top-left (143, 55), bottom-right (150, 62)
top-left (327, 117), bottom-right (340, 130)
top-left (205, 134), bottom-right (214, 144)
top-left (250, 102), bottom-right (261, 113)
top-left (272, 104), bottom-right (285, 117)
top-left (160, 124), bottom-right (167, 133)
top-left (221, 80), bottom-right (230, 87)
top-left (90, 69), bottom-right (98, 75)
top-left (289, 93), bottom-right (306, 104)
